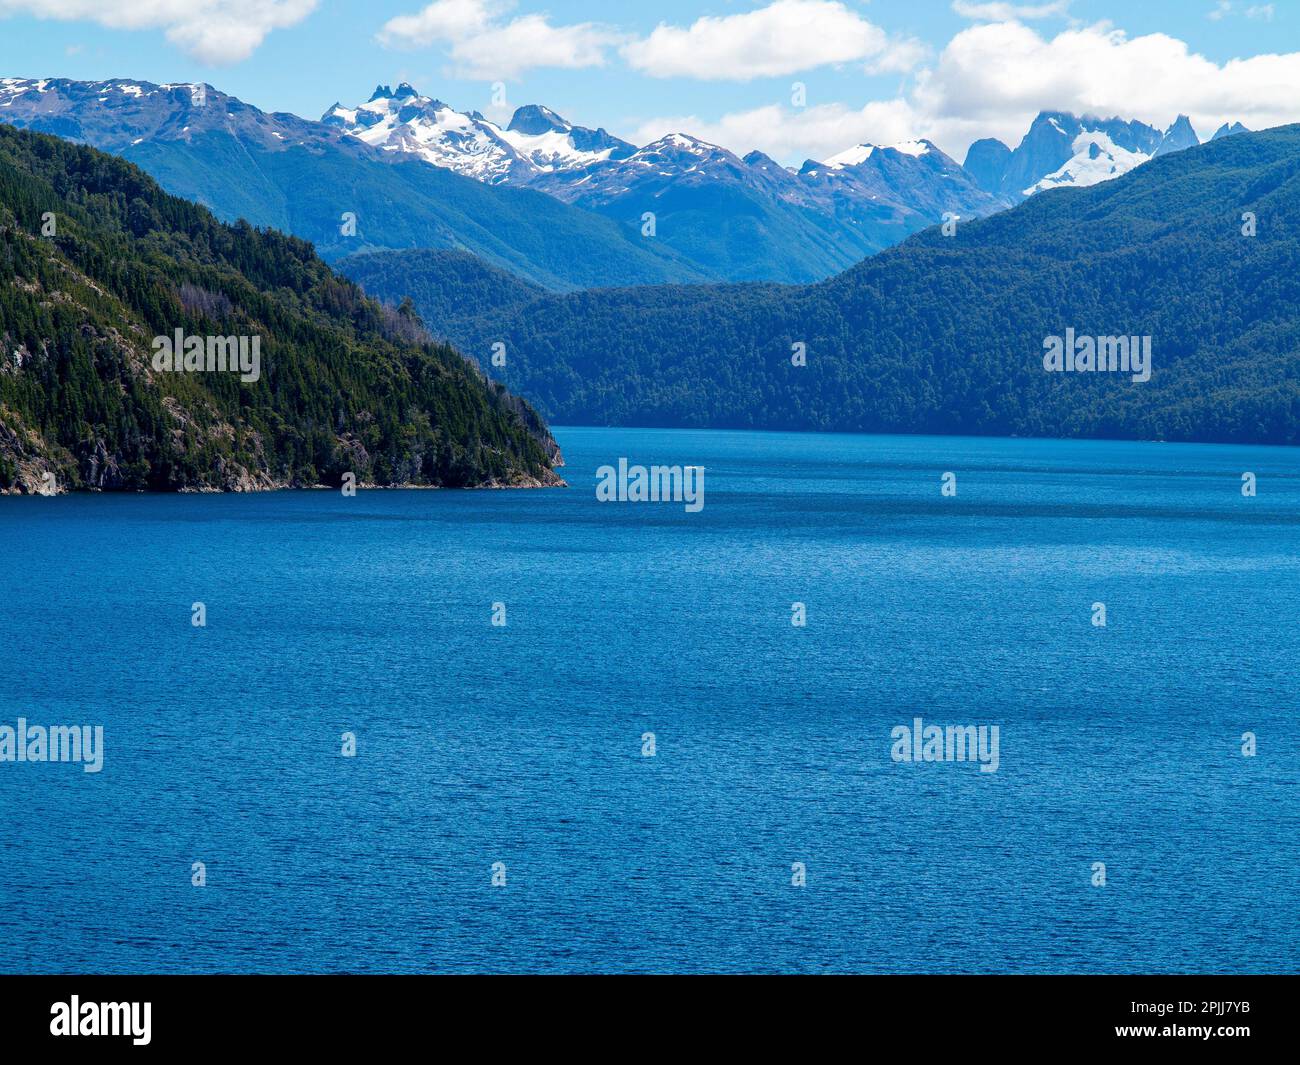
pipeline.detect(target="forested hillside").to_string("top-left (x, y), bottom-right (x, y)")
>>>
top-left (0, 124), bottom-right (562, 492)
top-left (403, 125), bottom-right (1300, 445)
top-left (339, 249), bottom-right (547, 355)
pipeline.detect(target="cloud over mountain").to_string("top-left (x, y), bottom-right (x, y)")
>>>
top-left (634, 16), bottom-right (1300, 164)
top-left (621, 0), bottom-right (922, 81)
top-left (376, 0), bottom-right (623, 79)
top-left (0, 0), bottom-right (315, 64)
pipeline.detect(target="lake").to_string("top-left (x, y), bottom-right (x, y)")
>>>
top-left (1, 426), bottom-right (1296, 973)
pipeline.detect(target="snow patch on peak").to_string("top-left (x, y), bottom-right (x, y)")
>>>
top-left (0, 78), bottom-right (50, 97)
top-left (657, 132), bottom-right (717, 152)
top-left (1024, 131), bottom-right (1149, 195)
top-left (824, 144), bottom-right (876, 168)
top-left (823, 139), bottom-right (934, 169)
top-left (888, 139), bottom-right (933, 158)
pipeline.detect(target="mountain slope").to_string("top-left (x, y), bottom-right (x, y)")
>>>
top-left (338, 249), bottom-right (546, 356)
top-left (420, 126), bottom-right (1300, 445)
top-left (0, 123), bottom-right (563, 493)
top-left (0, 78), bottom-right (706, 291)
top-left (532, 134), bottom-right (1006, 283)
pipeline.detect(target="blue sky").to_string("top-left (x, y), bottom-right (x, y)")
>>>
top-left (1, 1), bottom-right (1297, 162)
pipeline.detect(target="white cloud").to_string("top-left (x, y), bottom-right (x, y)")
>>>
top-left (634, 19), bottom-right (1300, 166)
top-left (952, 1), bottom-right (1070, 20)
top-left (1208, 1), bottom-right (1274, 21)
top-left (622, 0), bottom-right (922, 81)
top-left (632, 99), bottom-right (925, 166)
top-left (377, 0), bottom-right (622, 79)
top-left (0, 0), bottom-right (316, 65)
top-left (867, 37), bottom-right (931, 76)
top-left (910, 20), bottom-right (1300, 151)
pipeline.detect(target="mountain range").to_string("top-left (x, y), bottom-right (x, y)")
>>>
top-left (374, 123), bottom-right (1300, 446)
top-left (0, 122), bottom-right (562, 493)
top-left (324, 83), bottom-right (1007, 281)
top-left (0, 76), bottom-right (1254, 291)
top-left (325, 86), bottom-right (1256, 264)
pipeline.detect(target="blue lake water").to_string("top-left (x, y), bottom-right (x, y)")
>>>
top-left (1, 427), bottom-right (1297, 974)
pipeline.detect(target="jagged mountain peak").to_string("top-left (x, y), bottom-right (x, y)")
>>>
top-left (508, 104), bottom-right (571, 135)
top-left (1154, 115), bottom-right (1200, 157)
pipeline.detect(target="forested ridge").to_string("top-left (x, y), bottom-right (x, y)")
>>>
top-left (0, 123), bottom-right (562, 492)
top-left (374, 125), bottom-right (1300, 445)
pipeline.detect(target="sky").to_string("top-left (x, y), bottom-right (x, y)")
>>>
top-left (1, 0), bottom-right (1299, 164)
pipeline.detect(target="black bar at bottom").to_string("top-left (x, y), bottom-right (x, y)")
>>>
top-left (0, 975), bottom-right (1287, 1052)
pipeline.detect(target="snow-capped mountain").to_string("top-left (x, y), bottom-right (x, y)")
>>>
top-left (964, 112), bottom-right (1247, 199)
top-left (321, 84), bottom-right (634, 185)
top-left (796, 139), bottom-right (995, 215)
top-left (0, 75), bottom-right (358, 155)
top-left (778, 139), bottom-right (1009, 251)
top-left (505, 103), bottom-right (635, 171)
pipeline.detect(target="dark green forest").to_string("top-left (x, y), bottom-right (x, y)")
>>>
top-left (339, 249), bottom-right (548, 355)
top-left (0, 124), bottom-right (561, 492)
top-left (375, 125), bottom-right (1300, 445)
